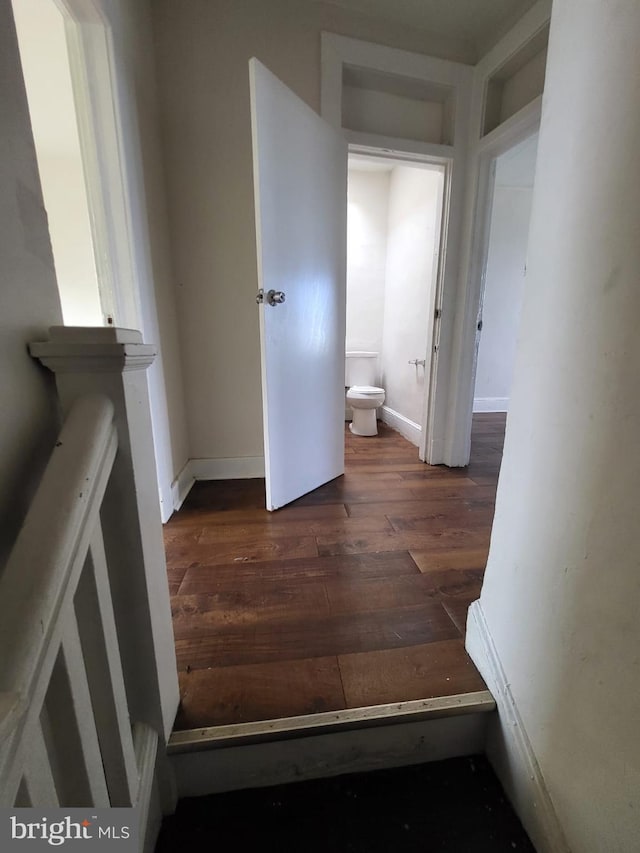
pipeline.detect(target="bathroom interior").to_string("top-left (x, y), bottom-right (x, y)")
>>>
top-left (344, 153), bottom-right (445, 444)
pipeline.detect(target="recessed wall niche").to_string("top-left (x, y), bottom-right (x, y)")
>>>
top-left (341, 64), bottom-right (455, 146)
top-left (482, 24), bottom-right (550, 137)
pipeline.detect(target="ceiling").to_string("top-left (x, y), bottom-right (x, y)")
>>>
top-left (321, 0), bottom-right (539, 56)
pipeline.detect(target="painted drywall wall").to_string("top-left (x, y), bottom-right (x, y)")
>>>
top-left (346, 168), bottom-right (390, 355)
top-left (469, 0), bottom-right (640, 849)
top-left (0, 0), bottom-right (63, 564)
top-left (474, 133), bottom-right (537, 411)
top-left (473, 189), bottom-right (532, 410)
top-left (93, 0), bottom-right (189, 518)
top-left (12, 0), bottom-right (102, 327)
top-left (151, 0), bottom-right (474, 464)
top-left (382, 166), bottom-right (442, 427)
top-left (499, 45), bottom-right (547, 124)
top-left (342, 86), bottom-right (444, 144)
top-left (30, 156), bottom-right (102, 326)
top-left (11, 0), bottom-right (189, 518)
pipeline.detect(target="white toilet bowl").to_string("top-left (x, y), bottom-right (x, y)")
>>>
top-left (346, 385), bottom-right (385, 436)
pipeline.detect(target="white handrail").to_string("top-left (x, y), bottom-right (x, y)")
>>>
top-left (0, 395), bottom-right (119, 802)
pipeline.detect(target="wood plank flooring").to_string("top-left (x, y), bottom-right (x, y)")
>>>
top-left (164, 413), bottom-right (506, 730)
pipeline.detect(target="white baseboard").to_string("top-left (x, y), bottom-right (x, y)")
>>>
top-left (473, 397), bottom-right (509, 413)
top-left (380, 406), bottom-right (421, 446)
top-left (466, 601), bottom-right (570, 853)
top-left (171, 461), bottom-right (195, 513)
top-left (165, 457), bottom-right (266, 520)
top-left (190, 455), bottom-right (265, 480)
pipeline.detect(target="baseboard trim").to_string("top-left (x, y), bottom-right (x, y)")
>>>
top-left (380, 406), bottom-right (421, 446)
top-left (473, 397), bottom-right (509, 413)
top-left (171, 461), bottom-right (195, 513)
top-left (190, 456), bottom-right (265, 480)
top-left (466, 601), bottom-right (570, 853)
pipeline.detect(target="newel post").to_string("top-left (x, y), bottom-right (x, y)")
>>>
top-left (30, 327), bottom-right (179, 744)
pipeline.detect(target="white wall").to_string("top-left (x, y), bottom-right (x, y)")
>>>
top-left (12, 0), bottom-right (102, 327)
top-left (473, 189), bottom-right (532, 409)
top-left (382, 166), bottom-right (442, 427)
top-left (0, 0), bottom-right (64, 564)
top-left (467, 0), bottom-right (640, 850)
top-left (345, 168), bottom-right (390, 354)
top-left (342, 86), bottom-right (445, 144)
top-left (12, 0), bottom-right (190, 519)
top-left (499, 46), bottom-right (547, 124)
top-left (34, 156), bottom-right (103, 326)
top-left (151, 0), bottom-right (474, 465)
top-left (90, 0), bottom-right (190, 518)
top-left (474, 135), bottom-right (537, 412)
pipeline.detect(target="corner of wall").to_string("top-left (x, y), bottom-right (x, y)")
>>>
top-left (169, 459), bottom-right (196, 517)
top-left (465, 600), bottom-right (570, 853)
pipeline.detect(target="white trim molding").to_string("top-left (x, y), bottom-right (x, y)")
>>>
top-left (60, 0), bottom-right (142, 329)
top-left (473, 397), bottom-right (509, 413)
top-left (320, 33), bottom-right (473, 471)
top-left (170, 712), bottom-right (490, 798)
top-left (190, 456), bottom-right (266, 481)
top-left (380, 406), bottom-right (421, 446)
top-left (166, 456), bottom-right (266, 520)
top-left (133, 723), bottom-right (162, 853)
top-left (443, 1), bottom-right (550, 468)
top-left (466, 601), bottom-right (571, 853)
top-left (170, 461), bottom-right (195, 514)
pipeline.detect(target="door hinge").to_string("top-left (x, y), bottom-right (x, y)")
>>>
top-left (434, 308), bottom-right (442, 320)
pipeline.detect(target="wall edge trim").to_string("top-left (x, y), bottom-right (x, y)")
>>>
top-left (380, 405), bottom-right (421, 447)
top-left (465, 600), bottom-right (571, 853)
top-left (134, 723), bottom-right (161, 853)
top-left (171, 461), bottom-right (196, 513)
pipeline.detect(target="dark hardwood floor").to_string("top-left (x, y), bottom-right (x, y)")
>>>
top-left (164, 413), bottom-right (506, 730)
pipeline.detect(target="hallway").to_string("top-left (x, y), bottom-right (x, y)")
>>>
top-left (164, 414), bottom-right (505, 730)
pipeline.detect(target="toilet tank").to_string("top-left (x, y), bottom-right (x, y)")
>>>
top-left (345, 351), bottom-right (379, 386)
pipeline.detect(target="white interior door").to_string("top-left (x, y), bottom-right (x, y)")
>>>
top-left (250, 58), bottom-right (347, 511)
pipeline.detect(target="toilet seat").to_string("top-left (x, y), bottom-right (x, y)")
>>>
top-left (349, 385), bottom-right (384, 395)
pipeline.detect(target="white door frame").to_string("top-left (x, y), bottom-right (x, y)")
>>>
top-left (346, 142), bottom-right (450, 461)
top-left (55, 0), bottom-right (142, 329)
top-left (321, 33), bottom-right (473, 466)
top-left (445, 98), bottom-right (542, 465)
top-left (53, 0), bottom-right (174, 519)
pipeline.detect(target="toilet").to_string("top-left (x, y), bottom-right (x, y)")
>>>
top-left (345, 351), bottom-right (385, 436)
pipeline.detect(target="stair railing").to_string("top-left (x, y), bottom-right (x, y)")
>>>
top-left (1, 327), bottom-right (180, 852)
top-left (0, 394), bottom-right (140, 807)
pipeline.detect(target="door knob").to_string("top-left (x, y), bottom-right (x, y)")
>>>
top-left (267, 289), bottom-right (286, 306)
top-left (256, 289), bottom-right (286, 306)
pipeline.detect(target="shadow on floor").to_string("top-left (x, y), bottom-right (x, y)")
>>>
top-left (155, 755), bottom-right (533, 852)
